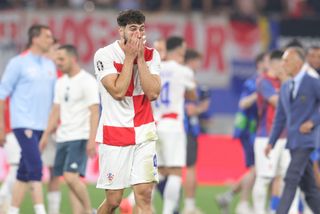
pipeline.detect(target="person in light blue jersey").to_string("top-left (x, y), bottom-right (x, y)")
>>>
top-left (0, 24), bottom-right (56, 214)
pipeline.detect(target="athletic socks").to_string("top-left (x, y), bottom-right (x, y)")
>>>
top-left (34, 204), bottom-right (46, 214)
top-left (47, 191), bottom-right (61, 214)
top-left (163, 175), bottom-right (181, 214)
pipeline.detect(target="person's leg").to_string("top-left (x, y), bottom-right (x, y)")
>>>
top-left (132, 182), bottom-right (154, 213)
top-left (97, 190), bottom-right (124, 214)
top-left (276, 149), bottom-right (313, 214)
top-left (68, 185), bottom-right (84, 214)
top-left (299, 158), bottom-right (320, 213)
top-left (62, 140), bottom-right (92, 213)
top-left (183, 134), bottom-right (202, 213)
top-left (163, 167), bottom-right (182, 214)
top-left (47, 169), bottom-right (61, 214)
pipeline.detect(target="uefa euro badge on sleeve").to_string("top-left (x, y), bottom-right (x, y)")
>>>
top-left (97, 60), bottom-right (104, 71)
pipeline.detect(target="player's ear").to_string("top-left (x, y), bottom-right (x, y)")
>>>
top-left (119, 27), bottom-right (124, 38)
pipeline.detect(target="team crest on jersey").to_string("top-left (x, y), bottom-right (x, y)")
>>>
top-left (106, 172), bottom-right (114, 182)
top-left (24, 129), bottom-right (33, 138)
top-left (97, 60), bottom-right (104, 71)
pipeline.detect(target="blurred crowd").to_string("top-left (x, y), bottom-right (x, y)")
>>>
top-left (1, 0), bottom-right (320, 17)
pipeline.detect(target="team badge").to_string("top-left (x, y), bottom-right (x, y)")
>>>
top-left (24, 129), bottom-right (33, 138)
top-left (97, 60), bottom-right (104, 71)
top-left (106, 172), bottom-right (114, 182)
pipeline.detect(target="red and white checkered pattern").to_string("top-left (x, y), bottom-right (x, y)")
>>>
top-left (94, 41), bottom-right (161, 146)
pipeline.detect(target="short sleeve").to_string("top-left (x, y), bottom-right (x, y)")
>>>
top-left (148, 49), bottom-right (161, 75)
top-left (0, 58), bottom-right (21, 100)
top-left (83, 75), bottom-right (100, 106)
top-left (94, 47), bottom-right (118, 81)
top-left (53, 80), bottom-right (61, 104)
top-left (183, 67), bottom-right (196, 91)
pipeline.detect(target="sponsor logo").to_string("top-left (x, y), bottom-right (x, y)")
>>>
top-left (97, 60), bottom-right (104, 71)
top-left (70, 162), bottom-right (78, 169)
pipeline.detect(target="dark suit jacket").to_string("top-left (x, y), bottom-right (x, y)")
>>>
top-left (269, 72), bottom-right (320, 149)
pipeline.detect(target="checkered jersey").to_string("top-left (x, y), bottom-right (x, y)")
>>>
top-left (94, 41), bottom-right (161, 146)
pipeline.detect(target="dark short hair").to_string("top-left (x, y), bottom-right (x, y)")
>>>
top-left (58, 44), bottom-right (79, 59)
top-left (255, 52), bottom-right (267, 66)
top-left (117, 10), bottom-right (145, 27)
top-left (284, 39), bottom-right (304, 49)
top-left (166, 36), bottom-right (184, 51)
top-left (27, 24), bottom-right (50, 48)
top-left (185, 49), bottom-right (201, 63)
top-left (269, 50), bottom-right (284, 60)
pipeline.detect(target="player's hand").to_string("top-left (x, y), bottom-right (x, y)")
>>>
top-left (137, 35), bottom-right (146, 60)
top-left (264, 144), bottom-right (272, 158)
top-left (39, 134), bottom-right (48, 152)
top-left (86, 139), bottom-right (96, 158)
top-left (300, 120), bottom-right (314, 134)
top-left (123, 32), bottom-right (139, 59)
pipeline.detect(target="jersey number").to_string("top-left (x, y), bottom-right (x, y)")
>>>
top-left (155, 82), bottom-right (170, 108)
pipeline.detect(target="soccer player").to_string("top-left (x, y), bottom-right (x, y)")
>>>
top-left (154, 36), bottom-right (197, 213)
top-left (93, 10), bottom-right (161, 214)
top-left (39, 44), bottom-right (99, 214)
top-left (216, 52), bottom-right (269, 214)
top-left (182, 49), bottom-right (208, 214)
top-left (0, 24), bottom-right (56, 214)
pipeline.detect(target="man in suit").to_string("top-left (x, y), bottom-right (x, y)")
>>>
top-left (265, 47), bottom-right (320, 214)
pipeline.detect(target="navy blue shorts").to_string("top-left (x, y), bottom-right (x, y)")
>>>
top-left (13, 128), bottom-right (43, 182)
top-left (186, 134), bottom-right (198, 167)
top-left (239, 134), bottom-right (255, 167)
top-left (53, 139), bottom-right (88, 177)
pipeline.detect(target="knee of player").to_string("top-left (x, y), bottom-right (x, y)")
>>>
top-left (135, 188), bottom-right (153, 204)
top-left (106, 197), bottom-right (122, 209)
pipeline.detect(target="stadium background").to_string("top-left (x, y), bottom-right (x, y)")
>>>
top-left (1, 0), bottom-right (320, 213)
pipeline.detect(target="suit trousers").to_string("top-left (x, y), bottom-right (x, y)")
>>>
top-left (277, 148), bottom-right (320, 214)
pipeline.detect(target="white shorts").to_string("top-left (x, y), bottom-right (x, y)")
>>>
top-left (96, 141), bottom-right (158, 190)
top-left (41, 135), bottom-right (57, 167)
top-left (3, 132), bottom-right (21, 164)
top-left (254, 137), bottom-right (290, 178)
top-left (156, 129), bottom-right (186, 167)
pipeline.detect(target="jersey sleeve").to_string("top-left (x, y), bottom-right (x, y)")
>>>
top-left (183, 67), bottom-right (196, 91)
top-left (94, 47), bottom-right (118, 81)
top-left (257, 78), bottom-right (276, 100)
top-left (53, 80), bottom-right (61, 104)
top-left (148, 49), bottom-right (161, 75)
top-left (0, 58), bottom-right (21, 100)
top-left (83, 75), bottom-right (100, 106)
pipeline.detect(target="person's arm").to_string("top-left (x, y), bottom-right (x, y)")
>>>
top-left (137, 39), bottom-right (161, 101)
top-left (239, 92), bottom-right (257, 109)
top-left (86, 104), bottom-right (100, 158)
top-left (0, 59), bottom-right (21, 146)
top-left (99, 35), bottom-right (139, 101)
top-left (0, 100), bottom-right (5, 146)
top-left (313, 161), bottom-right (320, 189)
top-left (39, 104), bottom-right (60, 152)
top-left (265, 89), bottom-right (286, 157)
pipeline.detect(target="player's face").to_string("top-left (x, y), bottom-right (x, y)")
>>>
top-left (34, 28), bottom-right (54, 53)
top-left (282, 50), bottom-right (300, 77)
top-left (122, 23), bottom-right (145, 44)
top-left (270, 59), bottom-right (286, 80)
top-left (55, 49), bottom-right (72, 74)
top-left (307, 48), bottom-right (320, 70)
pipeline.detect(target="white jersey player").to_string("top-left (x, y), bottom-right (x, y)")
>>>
top-left (153, 36), bottom-right (197, 214)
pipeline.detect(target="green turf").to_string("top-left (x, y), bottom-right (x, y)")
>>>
top-left (18, 183), bottom-right (240, 214)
